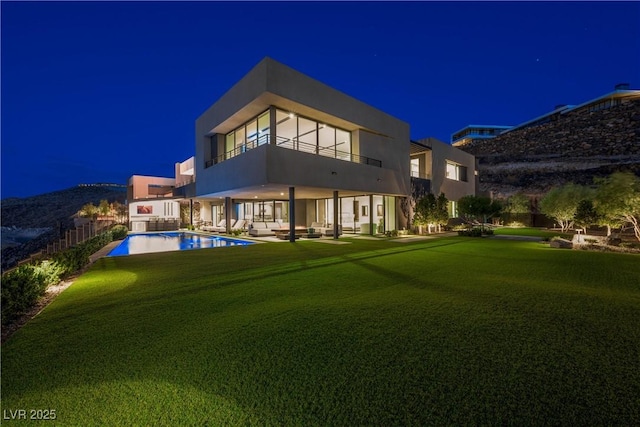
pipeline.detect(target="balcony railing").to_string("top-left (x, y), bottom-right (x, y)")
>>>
top-left (411, 171), bottom-right (431, 180)
top-left (175, 177), bottom-right (194, 188)
top-left (205, 135), bottom-right (382, 168)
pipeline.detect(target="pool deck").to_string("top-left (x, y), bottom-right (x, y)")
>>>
top-left (91, 231), bottom-right (464, 261)
top-left (91, 240), bottom-right (122, 262)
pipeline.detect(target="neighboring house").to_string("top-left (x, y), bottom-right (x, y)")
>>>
top-left (411, 138), bottom-right (477, 218)
top-left (451, 125), bottom-right (513, 147)
top-left (127, 157), bottom-right (195, 232)
top-left (128, 58), bottom-right (477, 237)
top-left (452, 83), bottom-right (639, 147)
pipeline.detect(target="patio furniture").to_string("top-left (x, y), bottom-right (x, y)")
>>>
top-left (249, 222), bottom-right (279, 237)
top-left (211, 219), bottom-right (237, 233)
top-left (272, 226), bottom-right (308, 240)
top-left (203, 220), bottom-right (225, 232)
top-left (310, 222), bottom-right (342, 237)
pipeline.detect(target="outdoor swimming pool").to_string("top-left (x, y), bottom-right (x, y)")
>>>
top-left (107, 232), bottom-right (254, 257)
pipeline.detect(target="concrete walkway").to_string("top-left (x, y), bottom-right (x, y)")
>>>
top-left (89, 240), bottom-right (121, 262)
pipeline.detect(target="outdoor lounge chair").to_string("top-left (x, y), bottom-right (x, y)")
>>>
top-left (202, 219), bottom-right (225, 232)
top-left (229, 219), bottom-right (246, 232)
top-left (210, 219), bottom-right (237, 233)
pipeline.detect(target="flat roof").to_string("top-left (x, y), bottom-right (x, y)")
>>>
top-left (451, 124), bottom-right (513, 136)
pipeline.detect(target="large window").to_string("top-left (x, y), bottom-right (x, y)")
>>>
top-left (275, 108), bottom-right (351, 161)
top-left (224, 110), bottom-right (270, 160)
top-left (411, 158), bottom-right (420, 177)
top-left (314, 194), bottom-right (393, 234)
top-left (236, 200), bottom-right (288, 222)
top-left (215, 107), bottom-right (356, 164)
top-left (446, 161), bottom-right (468, 182)
top-left (298, 117), bottom-right (317, 154)
top-left (448, 201), bottom-right (459, 218)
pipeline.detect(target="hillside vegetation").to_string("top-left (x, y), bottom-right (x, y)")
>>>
top-left (1, 185), bottom-right (126, 270)
top-left (458, 99), bottom-right (640, 197)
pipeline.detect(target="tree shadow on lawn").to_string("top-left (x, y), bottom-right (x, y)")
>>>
top-left (41, 239), bottom-right (469, 320)
top-left (4, 238), bottom-right (640, 425)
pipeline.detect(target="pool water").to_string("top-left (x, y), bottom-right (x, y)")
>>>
top-left (107, 232), bottom-right (253, 257)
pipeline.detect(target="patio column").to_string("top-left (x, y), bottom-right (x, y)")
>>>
top-left (369, 194), bottom-right (374, 235)
top-left (333, 190), bottom-right (339, 240)
top-left (289, 187), bottom-right (296, 243)
top-left (225, 197), bottom-right (232, 233)
top-left (190, 199), bottom-right (193, 227)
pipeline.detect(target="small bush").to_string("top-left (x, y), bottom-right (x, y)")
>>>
top-left (1, 261), bottom-right (62, 325)
top-left (620, 242), bottom-right (640, 250)
top-left (482, 229), bottom-right (494, 236)
top-left (229, 229), bottom-right (243, 237)
top-left (111, 225), bottom-right (128, 240)
top-left (458, 228), bottom-right (482, 237)
top-left (507, 221), bottom-right (526, 228)
top-left (385, 230), bottom-right (399, 237)
top-left (1, 230), bottom-right (119, 325)
top-left (605, 235), bottom-right (622, 247)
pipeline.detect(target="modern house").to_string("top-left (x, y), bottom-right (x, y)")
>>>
top-left (451, 125), bottom-right (513, 147)
top-left (128, 58), bottom-right (477, 238)
top-left (127, 157), bottom-right (194, 232)
top-left (410, 138), bottom-right (477, 217)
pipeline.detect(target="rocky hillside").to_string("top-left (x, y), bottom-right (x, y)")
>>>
top-left (1, 185), bottom-right (126, 270)
top-left (457, 98), bottom-right (640, 198)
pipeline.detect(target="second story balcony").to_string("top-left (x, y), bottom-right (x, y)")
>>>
top-left (205, 135), bottom-right (382, 169)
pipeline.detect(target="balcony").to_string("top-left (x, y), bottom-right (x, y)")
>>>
top-left (205, 135), bottom-right (381, 169)
top-left (173, 179), bottom-right (196, 198)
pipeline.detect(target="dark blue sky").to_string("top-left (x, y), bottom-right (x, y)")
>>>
top-left (2, 1), bottom-right (639, 198)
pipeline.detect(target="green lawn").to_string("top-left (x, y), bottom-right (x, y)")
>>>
top-left (2, 237), bottom-right (639, 425)
top-left (493, 226), bottom-right (572, 239)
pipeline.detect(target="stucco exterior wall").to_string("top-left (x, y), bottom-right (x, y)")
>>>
top-left (418, 138), bottom-right (476, 202)
top-left (128, 175), bottom-right (175, 200)
top-left (128, 200), bottom-right (180, 220)
top-left (195, 57), bottom-right (410, 199)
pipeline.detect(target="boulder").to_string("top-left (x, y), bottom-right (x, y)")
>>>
top-left (550, 238), bottom-right (573, 249)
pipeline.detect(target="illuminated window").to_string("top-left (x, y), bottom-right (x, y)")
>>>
top-left (448, 201), bottom-right (458, 218)
top-left (224, 110), bottom-right (271, 160)
top-left (410, 158), bottom-right (420, 177)
top-left (446, 161), bottom-right (467, 182)
top-left (274, 108), bottom-right (351, 160)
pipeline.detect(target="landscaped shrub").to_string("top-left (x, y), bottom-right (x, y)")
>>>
top-left (2, 229), bottom-right (119, 326)
top-left (111, 225), bottom-right (128, 240)
top-left (52, 232), bottom-right (110, 277)
top-left (506, 221), bottom-right (526, 228)
top-left (620, 241), bottom-right (640, 250)
top-left (457, 228), bottom-right (483, 237)
top-left (1, 261), bottom-right (62, 325)
top-left (385, 230), bottom-right (399, 237)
